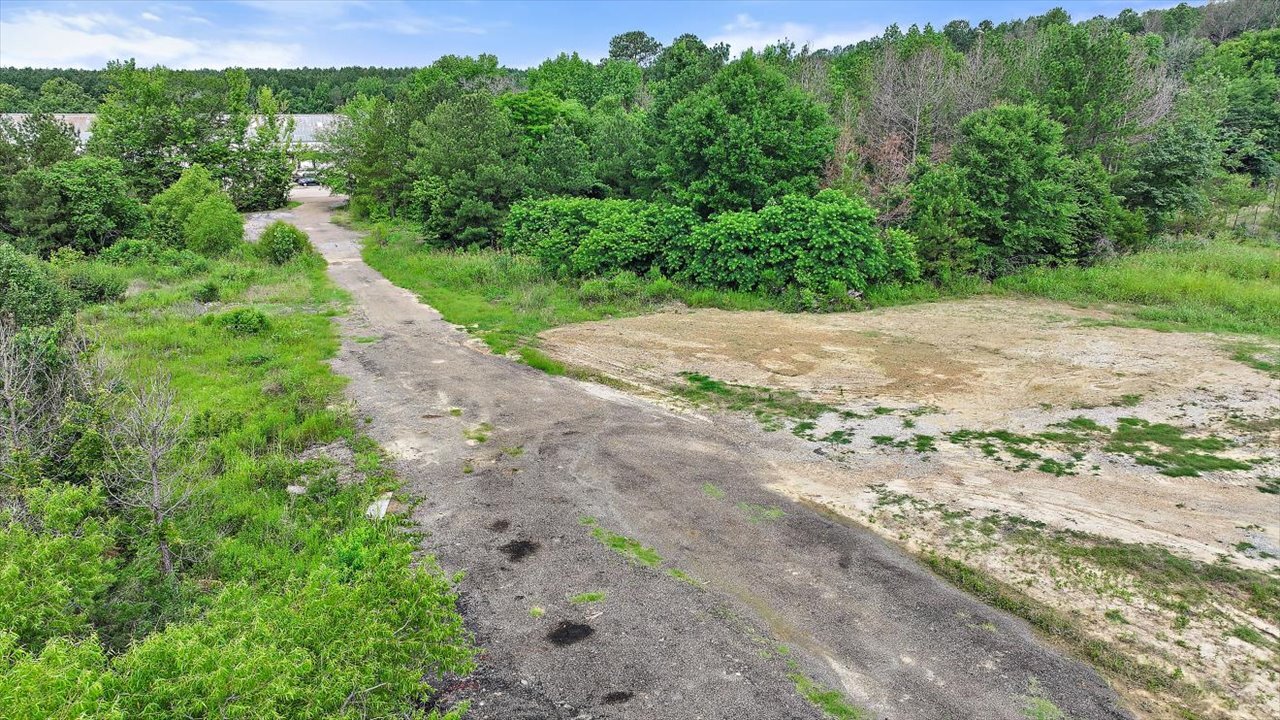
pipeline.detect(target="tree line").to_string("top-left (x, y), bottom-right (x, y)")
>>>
top-left (0, 66), bottom-right (418, 114)
top-left (320, 0), bottom-right (1278, 301)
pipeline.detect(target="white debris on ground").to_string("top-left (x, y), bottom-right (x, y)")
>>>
top-left (243, 209), bottom-right (297, 243)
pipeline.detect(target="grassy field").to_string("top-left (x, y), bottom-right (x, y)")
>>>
top-left (2, 244), bottom-right (474, 717)
top-left (996, 241), bottom-right (1280, 339)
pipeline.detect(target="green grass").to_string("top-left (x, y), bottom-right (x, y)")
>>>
top-left (701, 482), bottom-right (726, 499)
top-left (672, 372), bottom-right (831, 428)
top-left (995, 241), bottom-right (1280, 340)
top-left (569, 591), bottom-right (605, 604)
top-left (790, 673), bottom-right (867, 720)
top-left (361, 221), bottom-right (775, 356)
top-left (737, 502), bottom-right (786, 523)
top-left (590, 526), bottom-right (663, 567)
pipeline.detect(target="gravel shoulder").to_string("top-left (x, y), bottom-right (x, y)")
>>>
top-left (294, 188), bottom-right (1130, 720)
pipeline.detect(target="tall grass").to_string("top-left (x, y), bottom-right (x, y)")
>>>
top-left (995, 241), bottom-right (1280, 338)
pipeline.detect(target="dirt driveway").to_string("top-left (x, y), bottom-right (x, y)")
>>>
top-left (289, 187), bottom-right (1130, 719)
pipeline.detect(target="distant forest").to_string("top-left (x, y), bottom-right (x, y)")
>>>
top-left (0, 67), bottom-right (420, 113)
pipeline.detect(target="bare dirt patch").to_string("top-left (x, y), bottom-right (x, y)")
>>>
top-left (540, 297), bottom-right (1280, 719)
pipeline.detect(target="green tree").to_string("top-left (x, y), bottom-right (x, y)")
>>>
top-left (1120, 81), bottom-right (1225, 230)
top-left (528, 52), bottom-right (601, 106)
top-left (0, 83), bottom-right (31, 112)
top-left (1026, 22), bottom-right (1168, 157)
top-left (227, 87), bottom-right (295, 211)
top-left (34, 78), bottom-right (96, 113)
top-left (407, 93), bottom-right (529, 246)
top-left (529, 119), bottom-right (596, 196)
top-left (913, 104), bottom-right (1079, 276)
top-left (658, 53), bottom-right (836, 215)
top-left (3, 157), bottom-right (145, 256)
top-left (0, 113), bottom-right (78, 177)
top-left (588, 97), bottom-right (656, 198)
top-left (609, 30), bottom-right (664, 66)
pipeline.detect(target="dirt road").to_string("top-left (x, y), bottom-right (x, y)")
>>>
top-left (292, 188), bottom-right (1130, 720)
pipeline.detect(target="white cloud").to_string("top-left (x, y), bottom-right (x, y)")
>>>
top-left (0, 9), bottom-right (301, 69)
top-left (710, 13), bottom-right (878, 54)
top-left (141, 11), bottom-right (161, 22)
top-left (334, 15), bottom-right (487, 36)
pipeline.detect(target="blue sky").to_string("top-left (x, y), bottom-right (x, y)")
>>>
top-left (0, 0), bottom-right (1193, 69)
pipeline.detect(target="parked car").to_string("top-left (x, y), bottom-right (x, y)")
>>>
top-left (294, 173), bottom-right (320, 186)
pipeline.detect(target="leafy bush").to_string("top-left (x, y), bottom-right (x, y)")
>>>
top-left (670, 190), bottom-right (916, 296)
top-left (58, 263), bottom-right (127, 305)
top-left (97, 238), bottom-right (156, 265)
top-left (256, 221), bottom-right (312, 265)
top-left (214, 307), bottom-right (270, 335)
top-left (192, 280), bottom-right (220, 303)
top-left (183, 195), bottom-right (244, 256)
top-left (506, 197), bottom-right (698, 276)
top-left (149, 165), bottom-right (221, 247)
top-left (0, 243), bottom-right (74, 327)
top-left (2, 156), bottom-right (146, 256)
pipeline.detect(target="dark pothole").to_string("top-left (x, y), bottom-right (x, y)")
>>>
top-left (546, 621), bottom-right (594, 646)
top-left (498, 539), bottom-right (539, 561)
top-left (488, 519), bottom-right (511, 533)
top-left (603, 691), bottom-right (633, 704)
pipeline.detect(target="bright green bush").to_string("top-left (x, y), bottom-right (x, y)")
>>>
top-left (0, 631), bottom-right (121, 720)
top-left (149, 165), bottom-right (221, 246)
top-left (505, 197), bottom-right (698, 276)
top-left (256, 221), bottom-right (312, 265)
top-left (97, 238), bottom-right (157, 265)
top-left (183, 195), bottom-right (244, 256)
top-left (0, 242), bottom-right (74, 327)
top-left (214, 307), bottom-right (270, 335)
top-left (0, 484), bottom-right (117, 652)
top-left (670, 190), bottom-right (915, 296)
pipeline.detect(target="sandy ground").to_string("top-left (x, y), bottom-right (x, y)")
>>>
top-left (289, 187), bottom-right (1130, 720)
top-left (541, 301), bottom-right (1280, 565)
top-left (539, 300), bottom-right (1280, 718)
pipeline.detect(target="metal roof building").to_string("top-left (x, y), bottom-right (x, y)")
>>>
top-left (0, 113), bottom-right (338, 146)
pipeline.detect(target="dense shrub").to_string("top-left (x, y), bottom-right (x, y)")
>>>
top-left (256, 221), bottom-right (312, 264)
top-left (2, 157), bottom-right (145, 256)
top-left (0, 243), bottom-right (74, 327)
top-left (149, 165), bottom-right (221, 246)
top-left (214, 307), bottom-right (270, 335)
top-left (58, 264), bottom-right (127, 305)
top-left (183, 195), bottom-right (244, 256)
top-left (97, 238), bottom-right (156, 265)
top-left (505, 197), bottom-right (697, 276)
top-left (670, 191), bottom-right (918, 296)
top-left (0, 483), bottom-right (117, 652)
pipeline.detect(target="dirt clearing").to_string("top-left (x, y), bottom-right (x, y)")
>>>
top-left (540, 298), bottom-right (1280, 719)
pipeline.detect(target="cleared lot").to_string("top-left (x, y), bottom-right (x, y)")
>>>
top-left (541, 298), bottom-right (1280, 719)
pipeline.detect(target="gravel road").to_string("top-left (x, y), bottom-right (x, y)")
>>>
top-left (292, 188), bottom-right (1132, 720)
